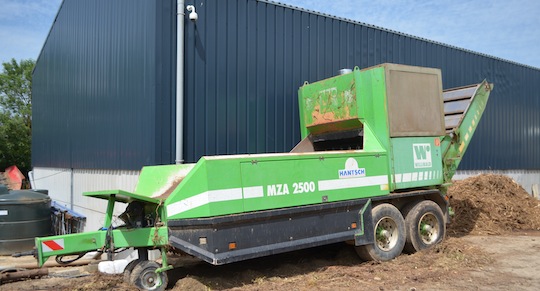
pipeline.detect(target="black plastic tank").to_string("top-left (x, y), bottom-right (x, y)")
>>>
top-left (0, 184), bottom-right (52, 255)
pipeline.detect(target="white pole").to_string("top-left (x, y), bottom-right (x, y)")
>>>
top-left (176, 0), bottom-right (185, 164)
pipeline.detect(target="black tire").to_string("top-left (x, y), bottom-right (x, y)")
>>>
top-left (355, 203), bottom-right (406, 261)
top-left (403, 200), bottom-right (445, 253)
top-left (123, 259), bottom-right (143, 283)
top-left (130, 260), bottom-right (168, 291)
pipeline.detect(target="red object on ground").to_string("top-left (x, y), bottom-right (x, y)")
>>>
top-left (5, 165), bottom-right (24, 190)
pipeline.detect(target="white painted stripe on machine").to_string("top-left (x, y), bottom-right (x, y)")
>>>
top-left (243, 186), bottom-right (264, 198)
top-left (402, 173), bottom-right (412, 182)
top-left (167, 192), bottom-right (207, 216)
top-left (318, 175), bottom-right (388, 191)
top-left (167, 188), bottom-right (242, 217)
top-left (396, 170), bottom-right (446, 184)
top-left (208, 188), bottom-right (243, 202)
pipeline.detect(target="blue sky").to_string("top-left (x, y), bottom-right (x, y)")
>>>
top-left (1, 0), bottom-right (539, 68)
top-left (0, 0), bottom-right (62, 64)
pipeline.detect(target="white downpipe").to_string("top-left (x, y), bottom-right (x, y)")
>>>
top-left (175, 0), bottom-right (185, 164)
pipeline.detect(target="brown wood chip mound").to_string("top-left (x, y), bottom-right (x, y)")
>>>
top-left (448, 174), bottom-right (540, 236)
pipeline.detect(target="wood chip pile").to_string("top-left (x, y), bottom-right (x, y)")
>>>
top-left (448, 174), bottom-right (540, 235)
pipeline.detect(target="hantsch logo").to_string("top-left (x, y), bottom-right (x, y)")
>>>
top-left (338, 158), bottom-right (366, 179)
top-left (413, 144), bottom-right (432, 168)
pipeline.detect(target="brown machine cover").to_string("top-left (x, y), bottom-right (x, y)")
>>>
top-left (381, 63), bottom-right (445, 137)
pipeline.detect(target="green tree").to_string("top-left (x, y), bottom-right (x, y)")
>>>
top-left (0, 58), bottom-right (35, 174)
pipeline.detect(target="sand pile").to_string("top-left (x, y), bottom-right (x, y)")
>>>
top-left (448, 174), bottom-right (540, 235)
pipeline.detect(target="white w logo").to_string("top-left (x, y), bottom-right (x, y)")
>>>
top-left (414, 145), bottom-right (430, 159)
top-left (413, 144), bottom-right (432, 168)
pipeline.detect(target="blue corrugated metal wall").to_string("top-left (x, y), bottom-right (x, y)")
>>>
top-left (33, 0), bottom-right (540, 170)
top-left (32, 0), bottom-right (176, 170)
top-left (184, 0), bottom-right (540, 170)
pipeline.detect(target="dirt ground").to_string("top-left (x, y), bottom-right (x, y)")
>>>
top-left (2, 174), bottom-right (540, 290)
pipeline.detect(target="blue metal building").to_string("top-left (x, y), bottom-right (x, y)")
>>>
top-left (32, 0), bottom-right (540, 171)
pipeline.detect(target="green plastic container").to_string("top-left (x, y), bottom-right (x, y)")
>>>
top-left (0, 185), bottom-right (52, 255)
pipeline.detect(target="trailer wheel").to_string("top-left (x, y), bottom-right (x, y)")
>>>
top-left (123, 259), bottom-right (142, 283)
top-left (403, 200), bottom-right (445, 253)
top-left (130, 260), bottom-right (168, 291)
top-left (355, 203), bottom-right (405, 261)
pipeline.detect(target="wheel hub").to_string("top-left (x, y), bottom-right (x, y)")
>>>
top-left (375, 217), bottom-right (398, 251)
top-left (419, 213), bottom-right (439, 244)
top-left (142, 270), bottom-right (159, 289)
top-left (380, 229), bottom-right (390, 239)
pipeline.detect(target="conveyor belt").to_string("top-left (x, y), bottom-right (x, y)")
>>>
top-left (443, 84), bottom-right (480, 133)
